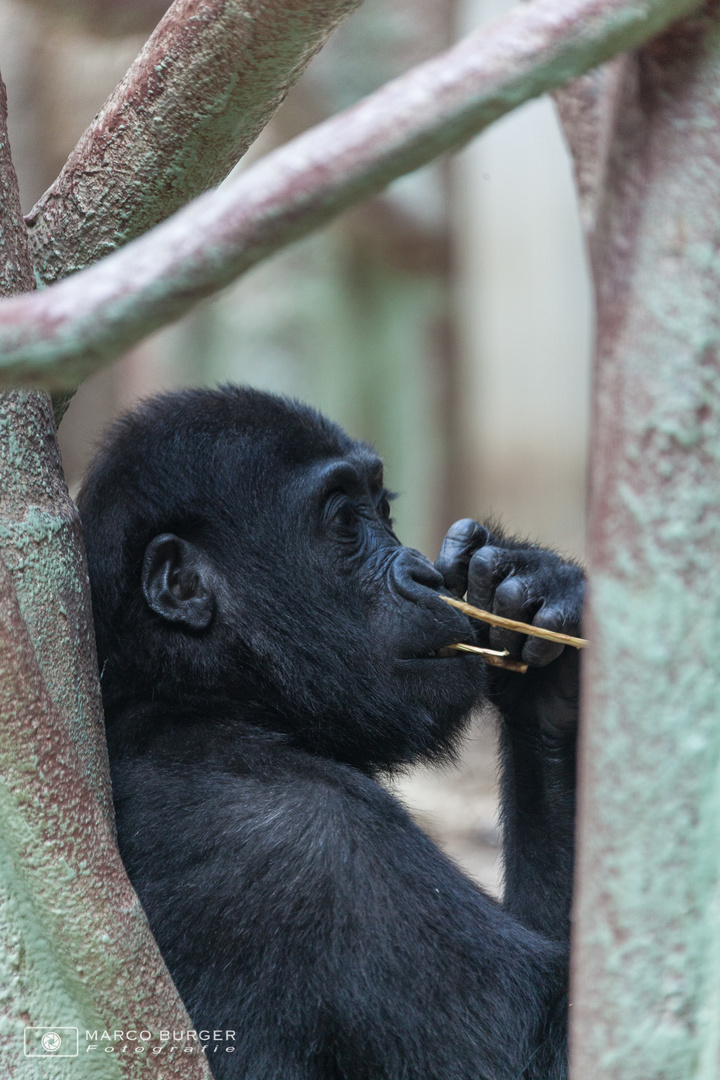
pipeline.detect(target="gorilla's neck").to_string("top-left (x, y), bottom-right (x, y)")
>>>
top-left (103, 694), bottom-right (296, 764)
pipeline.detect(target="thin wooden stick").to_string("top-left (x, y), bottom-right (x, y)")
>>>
top-left (449, 643), bottom-right (509, 658)
top-left (441, 595), bottom-right (588, 649)
top-left (449, 642), bottom-right (529, 674)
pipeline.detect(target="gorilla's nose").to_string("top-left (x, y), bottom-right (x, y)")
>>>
top-left (389, 549), bottom-right (444, 604)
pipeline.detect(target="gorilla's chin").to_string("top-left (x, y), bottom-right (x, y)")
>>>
top-left (395, 653), bottom-right (486, 709)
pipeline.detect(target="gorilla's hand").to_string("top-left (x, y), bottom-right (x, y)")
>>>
top-left (435, 519), bottom-right (584, 740)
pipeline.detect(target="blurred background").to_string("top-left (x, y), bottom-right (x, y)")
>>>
top-left (0, 0), bottom-right (593, 895)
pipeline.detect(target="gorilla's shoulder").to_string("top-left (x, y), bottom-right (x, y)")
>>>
top-left (111, 715), bottom-right (414, 855)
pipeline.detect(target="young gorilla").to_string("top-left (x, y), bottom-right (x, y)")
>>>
top-left (78, 386), bottom-right (583, 1080)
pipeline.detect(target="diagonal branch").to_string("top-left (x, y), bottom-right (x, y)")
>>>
top-left (0, 0), bottom-right (702, 391)
top-left (26, 0), bottom-right (365, 286)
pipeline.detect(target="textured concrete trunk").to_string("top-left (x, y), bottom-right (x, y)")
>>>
top-left (0, 73), bottom-right (212, 1080)
top-left (556, 4), bottom-right (720, 1075)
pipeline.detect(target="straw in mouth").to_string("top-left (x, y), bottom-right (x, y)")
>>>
top-left (448, 641), bottom-right (528, 674)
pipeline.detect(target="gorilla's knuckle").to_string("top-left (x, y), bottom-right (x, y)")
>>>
top-left (523, 639), bottom-right (564, 668)
top-left (494, 575), bottom-right (527, 610)
top-left (468, 544), bottom-right (500, 579)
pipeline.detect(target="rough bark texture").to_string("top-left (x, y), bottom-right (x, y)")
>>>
top-left (0, 0), bottom-right (704, 391)
top-left (0, 71), bottom-right (210, 1080)
top-left (557, 3), bottom-right (720, 1075)
top-left (25, 0), bottom-right (365, 286)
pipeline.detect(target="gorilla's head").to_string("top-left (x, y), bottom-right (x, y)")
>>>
top-left (78, 387), bottom-right (486, 771)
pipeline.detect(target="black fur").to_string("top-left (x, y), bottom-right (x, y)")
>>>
top-left (78, 386), bottom-right (583, 1080)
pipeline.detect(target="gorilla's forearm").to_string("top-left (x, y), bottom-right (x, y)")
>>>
top-left (435, 520), bottom-right (583, 943)
top-left (496, 686), bottom-right (576, 941)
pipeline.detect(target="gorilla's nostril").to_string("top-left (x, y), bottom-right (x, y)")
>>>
top-left (391, 550), bottom-right (444, 602)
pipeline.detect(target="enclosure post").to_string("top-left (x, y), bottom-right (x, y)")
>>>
top-left (563, 6), bottom-right (720, 1076)
top-left (0, 68), bottom-right (212, 1077)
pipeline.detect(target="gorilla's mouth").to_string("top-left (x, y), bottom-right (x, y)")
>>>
top-left (426, 643), bottom-right (512, 662)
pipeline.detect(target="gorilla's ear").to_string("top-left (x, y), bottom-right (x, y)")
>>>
top-left (142, 534), bottom-right (217, 631)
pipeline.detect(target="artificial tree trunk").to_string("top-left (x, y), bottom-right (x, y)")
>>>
top-left (556, 4), bottom-right (720, 1075)
top-left (0, 69), bottom-right (213, 1080)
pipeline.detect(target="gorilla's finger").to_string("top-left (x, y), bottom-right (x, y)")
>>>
top-left (435, 519), bottom-right (489, 597)
top-left (488, 576), bottom-right (536, 658)
top-left (467, 545), bottom-right (505, 612)
top-left (521, 606), bottom-right (566, 667)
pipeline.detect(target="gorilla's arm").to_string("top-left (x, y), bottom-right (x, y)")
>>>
top-left (436, 522), bottom-right (583, 941)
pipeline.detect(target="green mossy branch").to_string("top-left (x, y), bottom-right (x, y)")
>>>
top-left (0, 553), bottom-right (210, 1078)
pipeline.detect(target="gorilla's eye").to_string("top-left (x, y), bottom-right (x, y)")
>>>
top-left (323, 493), bottom-right (359, 536)
top-left (376, 490), bottom-right (396, 528)
top-left (333, 502), bottom-right (357, 529)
